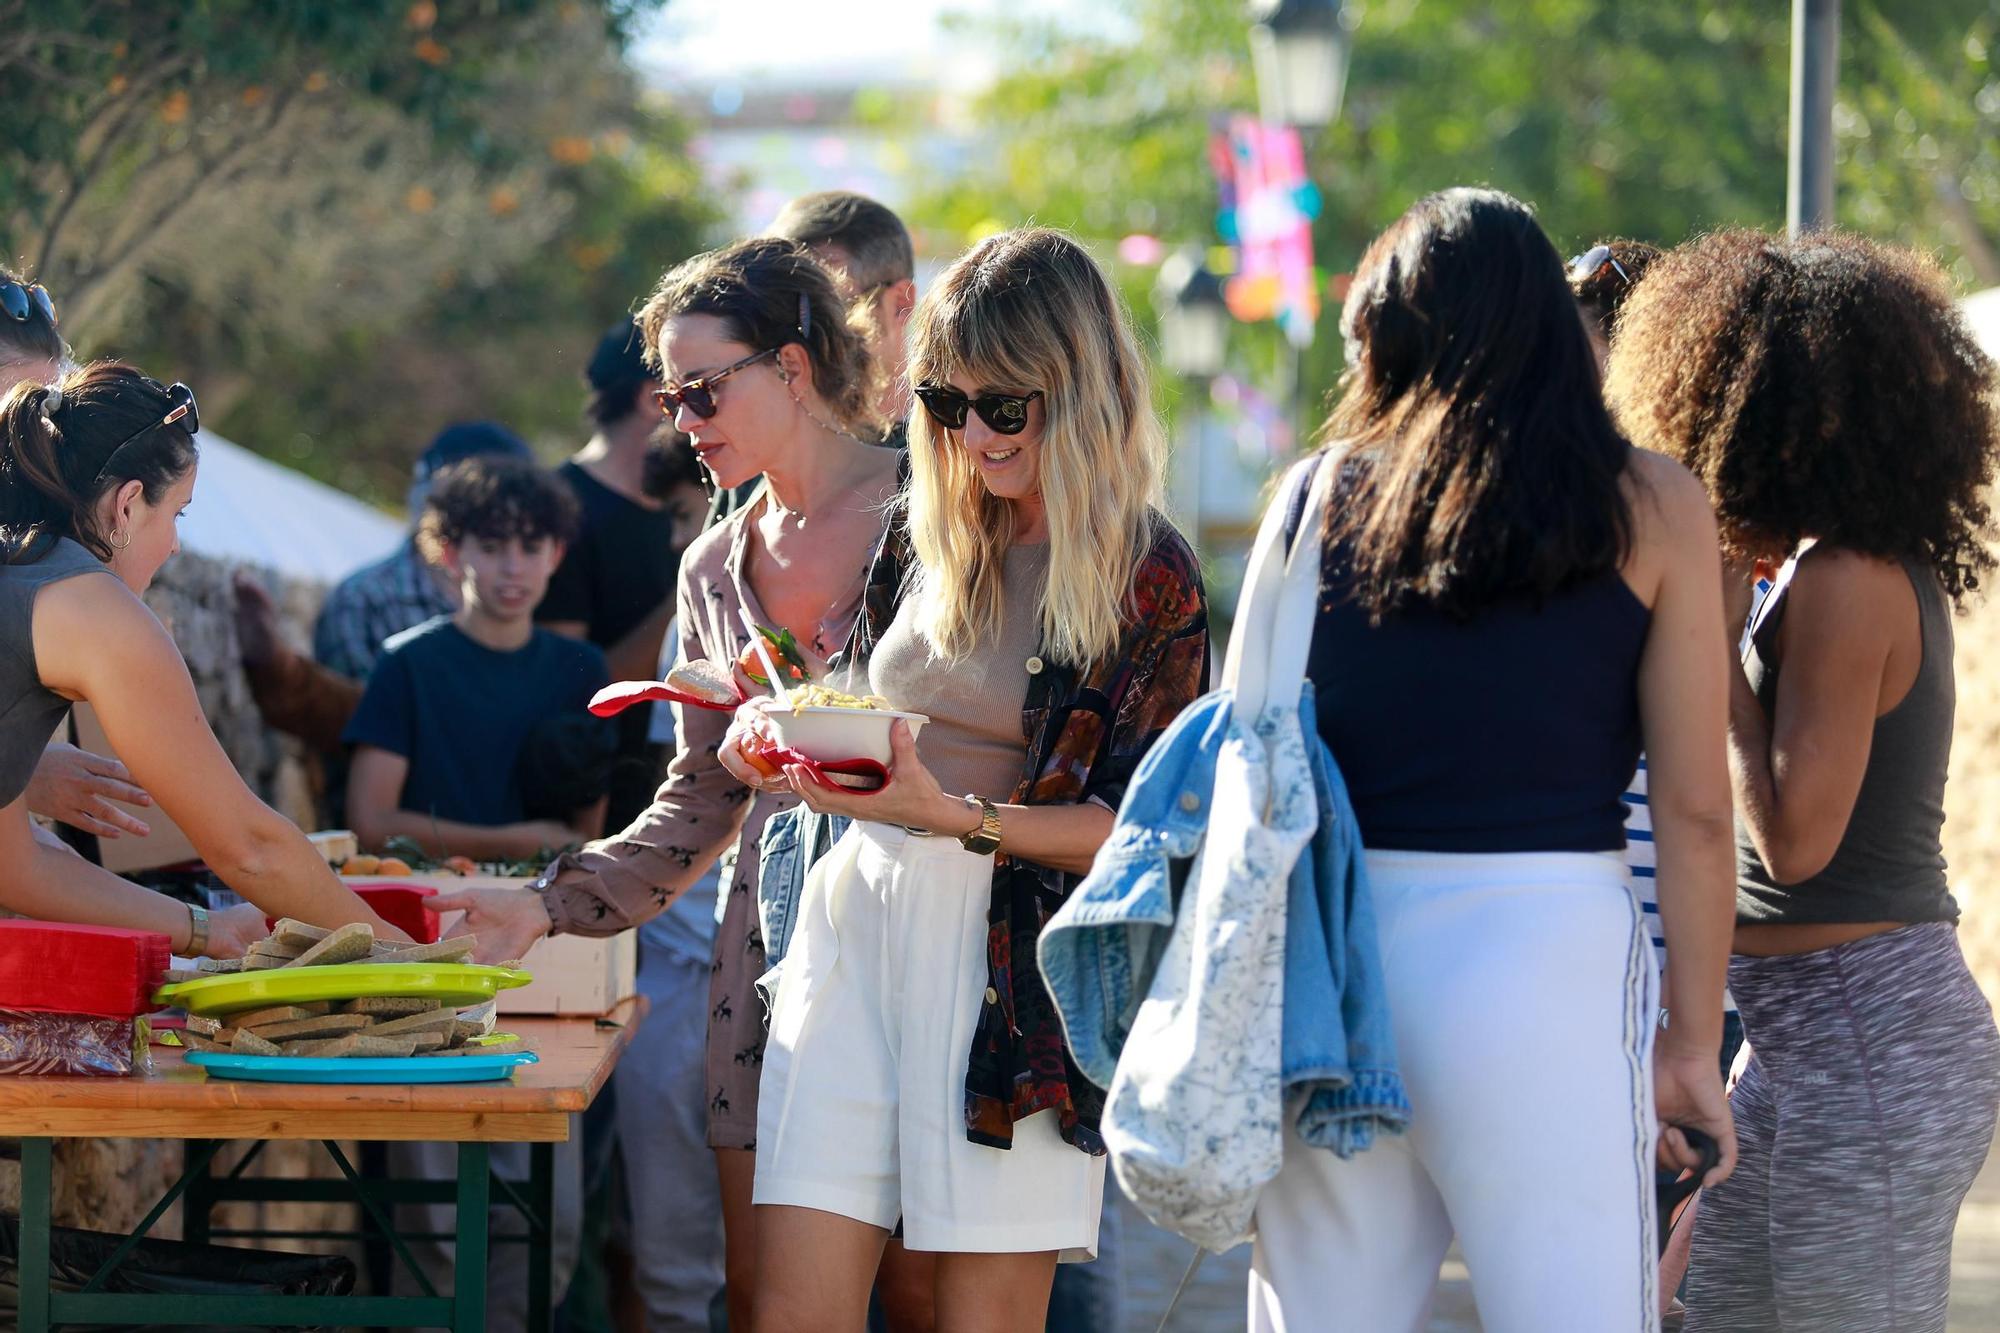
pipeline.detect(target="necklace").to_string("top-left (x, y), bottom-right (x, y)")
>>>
top-left (789, 385), bottom-right (865, 445)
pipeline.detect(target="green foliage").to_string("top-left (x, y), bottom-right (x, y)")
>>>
top-left (1, 0), bottom-right (721, 504)
top-left (904, 0), bottom-right (2000, 429)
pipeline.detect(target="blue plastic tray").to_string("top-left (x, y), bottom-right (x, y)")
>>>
top-left (186, 1049), bottom-right (539, 1084)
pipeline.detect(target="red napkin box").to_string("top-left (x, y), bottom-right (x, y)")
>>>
top-left (356, 884), bottom-right (442, 944)
top-left (264, 884), bottom-right (442, 945)
top-left (0, 921), bottom-right (171, 1018)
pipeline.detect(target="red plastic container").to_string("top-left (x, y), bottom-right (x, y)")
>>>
top-left (0, 921), bottom-right (171, 1017)
top-left (262, 884), bottom-right (442, 945)
top-left (353, 884), bottom-right (442, 944)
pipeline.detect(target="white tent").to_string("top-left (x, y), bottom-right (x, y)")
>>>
top-left (1965, 287), bottom-right (2000, 364)
top-left (178, 430), bottom-right (405, 585)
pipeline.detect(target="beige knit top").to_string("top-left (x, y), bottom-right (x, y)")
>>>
top-left (867, 541), bottom-right (1048, 802)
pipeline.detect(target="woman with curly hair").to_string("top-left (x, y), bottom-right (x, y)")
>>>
top-left (1606, 229), bottom-right (2000, 1333)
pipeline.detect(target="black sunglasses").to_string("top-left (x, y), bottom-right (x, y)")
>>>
top-left (914, 385), bottom-right (1043, 436)
top-left (1569, 244), bottom-right (1631, 286)
top-left (96, 381), bottom-right (199, 483)
top-left (1, 281), bottom-right (56, 326)
top-left (654, 347), bottom-right (779, 420)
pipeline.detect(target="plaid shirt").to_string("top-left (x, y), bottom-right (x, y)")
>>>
top-left (848, 508), bottom-right (1210, 1154)
top-left (313, 539), bottom-right (456, 682)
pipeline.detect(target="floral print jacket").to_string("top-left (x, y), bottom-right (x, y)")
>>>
top-left (847, 505), bottom-right (1210, 1154)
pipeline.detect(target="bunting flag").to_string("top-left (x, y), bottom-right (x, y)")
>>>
top-left (1211, 116), bottom-right (1321, 349)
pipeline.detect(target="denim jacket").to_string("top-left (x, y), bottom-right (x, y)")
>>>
top-left (1039, 682), bottom-right (1410, 1157)
top-left (756, 805), bottom-right (847, 981)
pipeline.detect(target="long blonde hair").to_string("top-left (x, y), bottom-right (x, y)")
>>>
top-left (906, 228), bottom-right (1167, 667)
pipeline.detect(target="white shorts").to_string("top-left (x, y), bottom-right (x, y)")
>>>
top-left (754, 822), bottom-right (1104, 1260)
top-left (1249, 850), bottom-right (1660, 1333)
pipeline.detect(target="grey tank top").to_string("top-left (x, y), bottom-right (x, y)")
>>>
top-left (1736, 555), bottom-right (1958, 925)
top-left (0, 538), bottom-right (112, 808)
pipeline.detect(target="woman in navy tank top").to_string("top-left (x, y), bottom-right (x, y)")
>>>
top-left (1248, 189), bottom-right (1738, 1333)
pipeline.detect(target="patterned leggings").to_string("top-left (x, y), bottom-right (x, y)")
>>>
top-left (1684, 923), bottom-right (2000, 1332)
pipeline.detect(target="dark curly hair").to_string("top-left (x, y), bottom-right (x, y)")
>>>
top-left (416, 455), bottom-right (578, 564)
top-left (1568, 238), bottom-right (1664, 344)
top-left (1605, 229), bottom-right (2000, 604)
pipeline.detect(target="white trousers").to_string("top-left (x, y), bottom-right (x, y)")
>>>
top-left (1249, 850), bottom-right (1659, 1333)
top-left (755, 822), bottom-right (1104, 1259)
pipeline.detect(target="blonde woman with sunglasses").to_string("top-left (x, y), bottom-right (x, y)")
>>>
top-left (720, 227), bottom-right (1209, 1332)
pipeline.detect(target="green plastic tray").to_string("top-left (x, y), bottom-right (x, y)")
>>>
top-left (156, 962), bottom-right (531, 1018)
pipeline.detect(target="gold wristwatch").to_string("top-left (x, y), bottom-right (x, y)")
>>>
top-left (958, 795), bottom-right (1003, 855)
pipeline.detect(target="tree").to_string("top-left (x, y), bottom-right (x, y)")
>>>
top-left (3, 0), bottom-right (719, 502)
top-left (903, 0), bottom-right (2000, 429)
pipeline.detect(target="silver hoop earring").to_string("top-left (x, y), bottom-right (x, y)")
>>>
top-left (109, 528), bottom-right (132, 551)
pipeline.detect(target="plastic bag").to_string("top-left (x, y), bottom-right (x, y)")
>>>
top-left (0, 1010), bottom-right (147, 1076)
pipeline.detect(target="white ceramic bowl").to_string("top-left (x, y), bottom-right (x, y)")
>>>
top-left (763, 705), bottom-right (929, 767)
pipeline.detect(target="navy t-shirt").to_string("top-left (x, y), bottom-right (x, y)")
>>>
top-left (536, 460), bottom-right (682, 830)
top-left (343, 617), bottom-right (609, 827)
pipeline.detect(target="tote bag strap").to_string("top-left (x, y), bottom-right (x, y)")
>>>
top-left (1225, 452), bottom-right (1339, 716)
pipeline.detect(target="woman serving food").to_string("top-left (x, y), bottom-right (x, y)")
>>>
top-left (0, 364), bottom-right (405, 957)
top-left (429, 236), bottom-right (906, 1331)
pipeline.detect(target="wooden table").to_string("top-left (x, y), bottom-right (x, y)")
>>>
top-left (0, 997), bottom-right (644, 1331)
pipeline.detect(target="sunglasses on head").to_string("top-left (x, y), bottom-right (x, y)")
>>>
top-left (1, 281), bottom-right (56, 326)
top-left (1569, 244), bottom-right (1631, 286)
top-left (653, 347), bottom-right (778, 420)
top-left (96, 381), bottom-right (199, 483)
top-left (914, 385), bottom-right (1043, 436)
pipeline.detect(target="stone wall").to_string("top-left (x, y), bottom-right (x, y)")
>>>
top-left (142, 549), bottom-right (325, 830)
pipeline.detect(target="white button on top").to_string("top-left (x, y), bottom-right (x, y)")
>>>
top-left (1025, 656), bottom-right (1045, 675)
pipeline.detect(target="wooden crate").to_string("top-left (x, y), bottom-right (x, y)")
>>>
top-left (342, 874), bottom-right (637, 1017)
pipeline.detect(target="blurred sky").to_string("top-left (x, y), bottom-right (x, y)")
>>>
top-left (632, 0), bottom-right (1129, 92)
top-left (632, 0), bottom-right (1135, 237)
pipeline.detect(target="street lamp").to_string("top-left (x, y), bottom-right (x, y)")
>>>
top-left (1248, 0), bottom-right (1351, 129)
top-left (1154, 249), bottom-right (1230, 381)
top-left (1155, 248), bottom-right (1229, 558)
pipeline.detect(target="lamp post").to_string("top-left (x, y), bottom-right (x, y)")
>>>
top-left (1155, 248), bottom-right (1231, 382)
top-left (1247, 0), bottom-right (1348, 445)
top-left (1248, 0), bottom-right (1352, 129)
top-left (1156, 249), bottom-right (1230, 551)
top-left (1788, 0), bottom-right (1839, 236)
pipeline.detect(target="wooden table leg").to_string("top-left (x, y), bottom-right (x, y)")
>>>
top-left (19, 1137), bottom-right (51, 1333)
top-left (528, 1140), bottom-right (554, 1333)
top-left (454, 1141), bottom-right (490, 1333)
